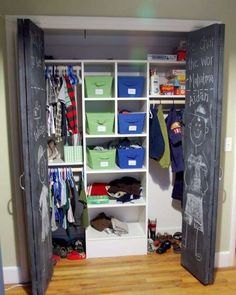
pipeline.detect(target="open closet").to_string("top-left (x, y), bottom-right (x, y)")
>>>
top-left (14, 17), bottom-right (224, 295)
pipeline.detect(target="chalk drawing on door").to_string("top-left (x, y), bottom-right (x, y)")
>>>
top-left (37, 145), bottom-right (47, 185)
top-left (33, 100), bottom-right (47, 142)
top-left (39, 184), bottom-right (50, 242)
top-left (189, 104), bottom-right (209, 147)
top-left (33, 100), bottom-right (41, 121)
top-left (182, 104), bottom-right (210, 261)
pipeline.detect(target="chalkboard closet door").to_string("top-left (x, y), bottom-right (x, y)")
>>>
top-left (181, 24), bottom-right (224, 285)
top-left (18, 19), bottom-right (53, 295)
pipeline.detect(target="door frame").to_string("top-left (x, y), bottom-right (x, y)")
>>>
top-left (4, 15), bottom-right (231, 283)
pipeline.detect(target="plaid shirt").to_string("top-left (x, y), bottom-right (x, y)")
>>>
top-left (55, 101), bottom-right (62, 142)
top-left (64, 75), bottom-right (79, 134)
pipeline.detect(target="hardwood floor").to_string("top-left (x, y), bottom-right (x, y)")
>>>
top-left (5, 252), bottom-right (236, 295)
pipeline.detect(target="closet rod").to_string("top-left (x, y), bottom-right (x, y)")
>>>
top-left (48, 167), bottom-right (83, 173)
top-left (71, 167), bottom-right (83, 173)
top-left (149, 99), bottom-right (185, 105)
top-left (45, 59), bottom-right (82, 64)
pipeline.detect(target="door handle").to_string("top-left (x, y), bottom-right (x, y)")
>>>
top-left (19, 172), bottom-right (25, 190)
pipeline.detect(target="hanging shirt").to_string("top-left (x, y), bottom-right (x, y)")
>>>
top-left (47, 105), bottom-right (55, 136)
top-left (166, 107), bottom-right (184, 173)
top-left (157, 105), bottom-right (170, 168)
top-left (55, 101), bottom-right (62, 142)
top-left (149, 106), bottom-right (165, 160)
top-left (46, 76), bottom-right (57, 105)
top-left (171, 171), bottom-right (184, 202)
top-left (64, 75), bottom-right (79, 135)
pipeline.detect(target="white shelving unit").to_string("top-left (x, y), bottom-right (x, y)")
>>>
top-left (82, 60), bottom-right (149, 258)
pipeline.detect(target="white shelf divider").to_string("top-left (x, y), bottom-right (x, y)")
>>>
top-left (85, 133), bottom-right (147, 138)
top-left (48, 161), bottom-right (83, 167)
top-left (86, 165), bottom-right (147, 174)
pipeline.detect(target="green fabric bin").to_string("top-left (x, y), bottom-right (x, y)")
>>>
top-left (64, 146), bottom-right (83, 163)
top-left (87, 147), bottom-right (116, 169)
top-left (86, 112), bottom-right (114, 135)
top-left (85, 76), bottom-right (113, 98)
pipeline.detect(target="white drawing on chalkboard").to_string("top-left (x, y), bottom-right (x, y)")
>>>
top-left (39, 184), bottom-right (50, 242)
top-left (186, 153), bottom-right (208, 195)
top-left (189, 104), bottom-right (209, 147)
top-left (37, 145), bottom-right (47, 185)
top-left (33, 100), bottom-right (47, 142)
top-left (33, 100), bottom-right (41, 121)
top-left (182, 104), bottom-right (209, 262)
top-left (34, 125), bottom-right (47, 142)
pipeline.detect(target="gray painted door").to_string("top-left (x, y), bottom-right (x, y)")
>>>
top-left (18, 19), bottom-right (53, 295)
top-left (181, 23), bottom-right (224, 284)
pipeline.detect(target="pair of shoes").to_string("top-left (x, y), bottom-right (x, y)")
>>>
top-left (53, 245), bottom-right (70, 258)
top-left (67, 250), bottom-right (86, 260)
top-left (156, 232), bottom-right (173, 243)
top-left (156, 240), bottom-right (172, 254)
top-left (173, 232), bottom-right (182, 241)
top-left (172, 241), bottom-right (181, 254)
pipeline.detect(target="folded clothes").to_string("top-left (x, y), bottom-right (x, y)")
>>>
top-left (108, 176), bottom-right (142, 196)
top-left (117, 138), bottom-right (142, 149)
top-left (87, 183), bottom-right (108, 196)
top-left (115, 193), bottom-right (140, 203)
top-left (90, 212), bottom-right (112, 232)
top-left (111, 218), bottom-right (128, 235)
top-left (90, 213), bottom-right (129, 236)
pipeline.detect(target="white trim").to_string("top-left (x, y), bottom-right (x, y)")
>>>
top-left (3, 267), bottom-right (22, 284)
top-left (5, 17), bottom-right (30, 285)
top-left (215, 251), bottom-right (233, 268)
top-left (6, 15), bottom-right (220, 32)
top-left (229, 141), bottom-right (236, 262)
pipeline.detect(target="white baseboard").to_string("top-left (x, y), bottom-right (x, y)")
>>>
top-left (215, 251), bottom-right (233, 268)
top-left (2, 251), bottom-right (232, 285)
top-left (3, 266), bottom-right (21, 284)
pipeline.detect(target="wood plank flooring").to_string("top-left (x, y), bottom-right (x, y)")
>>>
top-left (5, 252), bottom-right (236, 295)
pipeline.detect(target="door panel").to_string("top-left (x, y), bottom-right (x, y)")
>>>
top-left (18, 19), bottom-right (53, 295)
top-left (181, 24), bottom-right (224, 284)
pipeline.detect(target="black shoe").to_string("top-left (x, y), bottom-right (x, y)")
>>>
top-left (156, 240), bottom-right (171, 254)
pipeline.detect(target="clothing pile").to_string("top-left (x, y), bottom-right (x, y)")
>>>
top-left (108, 176), bottom-right (142, 203)
top-left (90, 212), bottom-right (128, 236)
top-left (48, 168), bottom-right (89, 231)
top-left (90, 138), bottom-right (143, 152)
top-left (149, 105), bottom-right (184, 201)
top-left (117, 137), bottom-right (143, 151)
top-left (87, 176), bottom-right (142, 204)
top-left (46, 66), bottom-right (81, 144)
